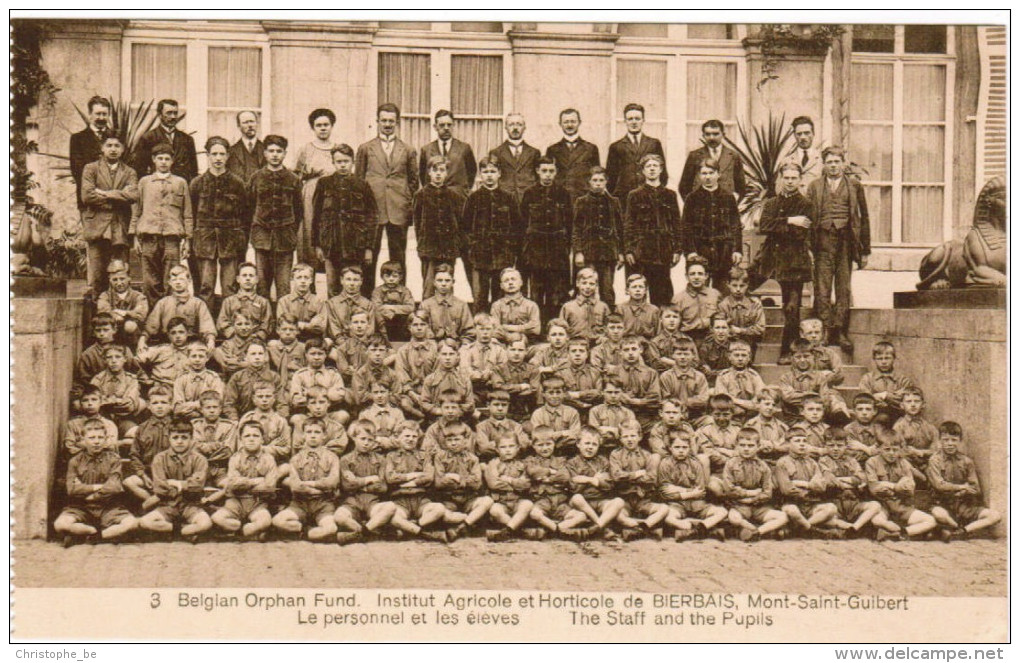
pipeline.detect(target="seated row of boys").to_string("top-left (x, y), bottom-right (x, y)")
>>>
top-left (57, 407), bottom-right (999, 547)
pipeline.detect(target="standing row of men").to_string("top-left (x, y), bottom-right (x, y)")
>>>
top-left (69, 96), bottom-right (864, 345)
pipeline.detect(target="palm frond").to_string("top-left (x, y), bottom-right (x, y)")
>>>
top-left (724, 112), bottom-right (795, 211)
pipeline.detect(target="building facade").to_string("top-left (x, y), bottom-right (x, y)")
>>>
top-left (30, 20), bottom-right (1005, 273)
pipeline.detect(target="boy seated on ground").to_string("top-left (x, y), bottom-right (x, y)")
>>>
top-left (334, 419), bottom-right (396, 544)
top-left (774, 427), bottom-right (841, 537)
top-left (384, 422), bottom-right (448, 543)
top-left (271, 419), bottom-right (340, 542)
top-left (530, 375), bottom-right (582, 455)
top-left (55, 419), bottom-right (138, 547)
top-left (864, 430), bottom-right (937, 542)
top-left (818, 428), bottom-right (886, 537)
top-left (138, 416), bottom-right (213, 543)
top-left (124, 384), bottom-right (175, 508)
top-left (587, 378), bottom-right (638, 452)
top-left (609, 421), bottom-right (670, 541)
top-left (927, 421), bottom-right (1001, 541)
top-left (420, 421), bottom-right (494, 541)
top-left (563, 427), bottom-right (626, 541)
top-left (657, 430), bottom-right (728, 542)
top-left (525, 427), bottom-right (581, 537)
top-left (211, 420), bottom-right (278, 540)
top-left (475, 391), bottom-right (530, 462)
top-left (722, 428), bottom-right (789, 542)
top-left (484, 435), bottom-right (536, 541)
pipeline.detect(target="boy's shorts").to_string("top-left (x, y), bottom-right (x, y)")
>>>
top-left (208, 465), bottom-right (228, 486)
top-left (156, 502), bottom-right (206, 522)
top-left (621, 493), bottom-right (656, 515)
top-left (341, 493), bottom-right (381, 521)
top-left (287, 498), bottom-right (336, 523)
top-left (727, 503), bottom-right (775, 524)
top-left (881, 497), bottom-right (916, 526)
top-left (833, 493), bottom-right (869, 521)
top-left (576, 494), bottom-right (616, 513)
top-left (490, 491), bottom-right (526, 512)
top-left (785, 501), bottom-right (832, 520)
top-left (936, 497), bottom-right (985, 526)
top-left (61, 504), bottom-right (132, 529)
top-left (533, 494), bottom-right (571, 520)
top-left (221, 495), bottom-right (269, 521)
top-left (667, 499), bottom-right (715, 520)
top-left (393, 495), bottom-right (431, 520)
top-left (440, 492), bottom-right (481, 514)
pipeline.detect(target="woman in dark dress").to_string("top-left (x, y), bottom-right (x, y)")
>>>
top-left (756, 162), bottom-right (813, 364)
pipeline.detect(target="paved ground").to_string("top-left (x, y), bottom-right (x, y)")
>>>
top-left (13, 537), bottom-right (1006, 596)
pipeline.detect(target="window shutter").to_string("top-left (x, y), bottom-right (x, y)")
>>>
top-left (975, 26), bottom-right (1006, 193)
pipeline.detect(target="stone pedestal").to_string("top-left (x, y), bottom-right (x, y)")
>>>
top-left (12, 295), bottom-right (84, 539)
top-left (893, 288), bottom-right (1006, 310)
top-left (849, 307), bottom-right (1007, 534)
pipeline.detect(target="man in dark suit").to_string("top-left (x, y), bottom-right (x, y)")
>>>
top-left (356, 102), bottom-right (419, 292)
top-left (678, 119), bottom-right (747, 202)
top-left (418, 109), bottom-right (476, 198)
top-left (545, 108), bottom-right (601, 202)
top-left (606, 102), bottom-right (667, 199)
top-left (227, 110), bottom-right (264, 185)
top-left (69, 95), bottom-right (112, 211)
top-left (488, 113), bottom-right (541, 204)
top-left (131, 99), bottom-right (199, 183)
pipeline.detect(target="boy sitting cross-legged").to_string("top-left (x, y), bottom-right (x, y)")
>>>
top-left (137, 416), bottom-right (213, 543)
top-left (563, 427), bottom-right (626, 541)
top-left (484, 435), bottom-right (536, 541)
top-left (55, 419), bottom-right (138, 547)
top-left (525, 426), bottom-right (582, 538)
top-left (420, 421), bottom-right (494, 541)
top-left (722, 428), bottom-right (789, 542)
top-left (383, 421), bottom-right (449, 543)
top-left (610, 421), bottom-right (670, 541)
top-left (334, 419), bottom-right (396, 544)
top-left (818, 428), bottom-right (886, 537)
top-left (927, 421), bottom-right (1001, 541)
top-left (658, 430), bottom-right (728, 542)
top-left (271, 419), bottom-right (340, 542)
top-left (211, 419), bottom-right (278, 540)
top-left (774, 427), bottom-right (842, 538)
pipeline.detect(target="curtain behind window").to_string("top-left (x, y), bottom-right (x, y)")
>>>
top-left (850, 62), bottom-right (894, 242)
top-left (686, 61), bottom-right (736, 150)
top-left (131, 43), bottom-right (187, 107)
top-left (378, 53), bottom-right (431, 152)
top-left (616, 59), bottom-right (667, 143)
top-left (451, 55), bottom-right (503, 157)
top-left (207, 47), bottom-right (262, 140)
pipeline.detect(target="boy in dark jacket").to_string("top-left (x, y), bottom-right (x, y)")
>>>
top-left (572, 166), bottom-right (624, 308)
top-left (412, 155), bottom-right (466, 300)
top-left (623, 154), bottom-right (682, 306)
top-left (520, 156), bottom-right (573, 322)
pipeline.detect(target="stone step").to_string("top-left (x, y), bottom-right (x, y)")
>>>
top-left (763, 306), bottom-right (817, 325)
top-left (753, 341), bottom-right (853, 365)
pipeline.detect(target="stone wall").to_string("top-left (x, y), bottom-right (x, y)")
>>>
top-left (12, 295), bottom-right (85, 539)
top-left (849, 307), bottom-right (1007, 532)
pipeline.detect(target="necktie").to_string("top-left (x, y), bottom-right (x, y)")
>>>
top-left (441, 141), bottom-right (448, 158)
top-left (801, 150), bottom-right (809, 168)
top-left (513, 145), bottom-right (521, 158)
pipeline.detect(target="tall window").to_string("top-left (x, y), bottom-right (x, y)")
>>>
top-left (615, 59), bottom-right (668, 142)
top-left (451, 55), bottom-right (504, 156)
top-left (686, 61), bottom-right (737, 149)
top-left (378, 53), bottom-right (432, 151)
top-left (131, 43), bottom-right (187, 115)
top-left (377, 51), bottom-right (507, 157)
top-left (851, 25), bottom-right (951, 245)
top-left (207, 47), bottom-right (262, 139)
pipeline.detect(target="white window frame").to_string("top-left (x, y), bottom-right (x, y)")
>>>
top-left (370, 26), bottom-right (513, 147)
top-left (121, 22), bottom-right (271, 169)
top-left (611, 28), bottom-right (747, 185)
top-left (851, 25), bottom-right (955, 247)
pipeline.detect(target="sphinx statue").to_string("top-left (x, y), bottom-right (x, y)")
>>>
top-left (917, 177), bottom-right (1006, 290)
